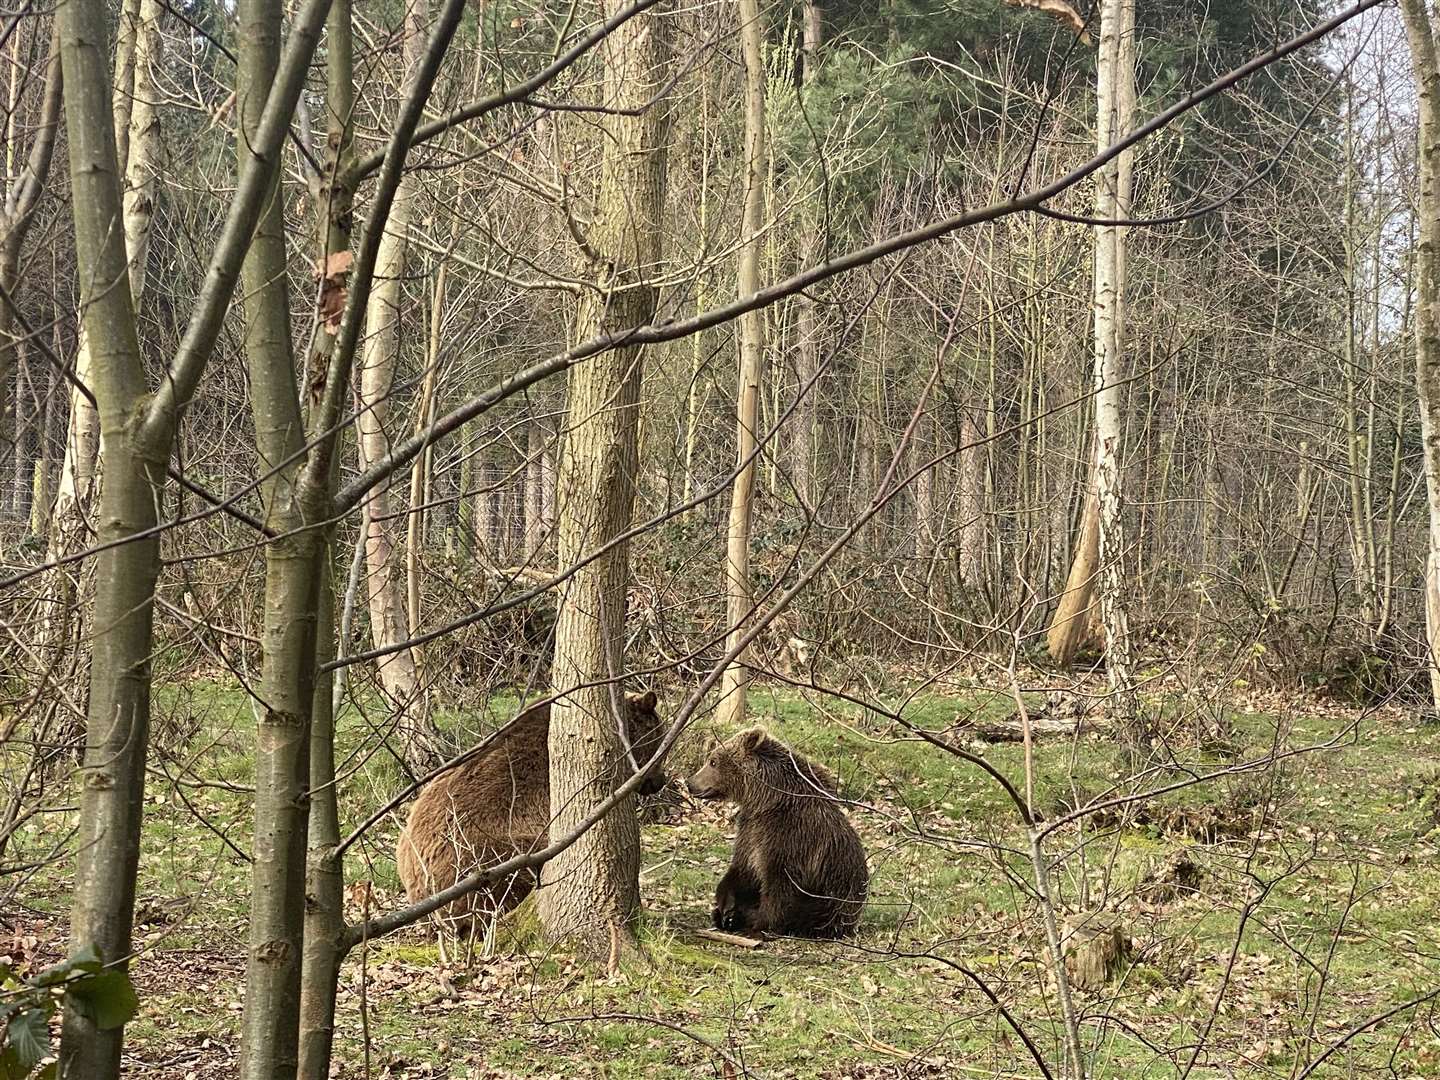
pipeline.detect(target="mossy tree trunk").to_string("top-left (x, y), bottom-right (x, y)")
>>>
top-left (539, 0), bottom-right (672, 953)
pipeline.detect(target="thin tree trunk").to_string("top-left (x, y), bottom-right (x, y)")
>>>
top-left (405, 252), bottom-right (445, 664)
top-left (541, 422), bottom-right (556, 534)
top-left (539, 0), bottom-right (671, 952)
top-left (789, 0), bottom-right (823, 508)
top-left (54, 0), bottom-right (159, 1070)
top-left (526, 414), bottom-right (546, 557)
top-left (956, 411), bottom-right (987, 589)
top-left (111, 0), bottom-right (140, 174)
top-left (298, 556), bottom-right (343, 1080)
top-left (233, 0), bottom-right (323, 1072)
top-left (297, 3), bottom-right (354, 1070)
top-left (717, 0), bottom-right (767, 729)
top-left (1341, 96), bottom-right (1379, 634)
top-left (47, 0), bottom-right (160, 645)
top-left (1399, 0), bottom-right (1440, 714)
top-left (122, 0), bottom-right (162, 298)
top-left (356, 0), bottom-right (429, 768)
top-left (683, 86), bottom-right (710, 512)
top-left (0, 23), bottom-right (62, 520)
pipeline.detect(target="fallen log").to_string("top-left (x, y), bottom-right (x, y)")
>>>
top-left (696, 928), bottom-right (765, 949)
top-left (952, 715), bottom-right (1088, 742)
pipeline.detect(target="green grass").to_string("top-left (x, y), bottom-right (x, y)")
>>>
top-left (14, 680), bottom-right (1440, 1078)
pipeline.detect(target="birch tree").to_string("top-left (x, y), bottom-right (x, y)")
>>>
top-left (1047, 0), bottom-right (1135, 700)
top-left (1090, 0), bottom-right (1137, 723)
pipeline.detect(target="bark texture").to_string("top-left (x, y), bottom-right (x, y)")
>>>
top-left (47, 0), bottom-right (160, 645)
top-left (233, 0), bottom-right (321, 1071)
top-left (356, 0), bottom-right (429, 763)
top-left (717, 0), bottom-right (767, 729)
top-left (54, 0), bottom-right (159, 1070)
top-left (1400, 0), bottom-right (1440, 713)
top-left (1047, 0), bottom-right (1135, 680)
top-left (1091, 0), bottom-right (1137, 714)
top-left (539, 0), bottom-right (672, 951)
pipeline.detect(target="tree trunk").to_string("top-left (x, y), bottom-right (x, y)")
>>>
top-left (122, 0), bottom-right (162, 298)
top-left (0, 22), bottom-right (62, 521)
top-left (355, 0), bottom-right (429, 768)
top-left (788, 0), bottom-right (823, 508)
top-left (479, 458), bottom-right (501, 556)
top-left (1091, 0), bottom-right (1138, 724)
top-left (955, 410), bottom-right (987, 589)
top-left (526, 415), bottom-right (546, 557)
top-left (406, 252), bottom-right (445, 662)
top-left (46, 0), bottom-right (160, 646)
top-left (54, 0), bottom-right (160, 1071)
top-left (297, 555), bottom-right (342, 1080)
top-left (298, 2), bottom-right (354, 1071)
top-left (1047, 0), bottom-right (1135, 688)
top-left (539, 0), bottom-right (671, 952)
top-left (232, 0), bottom-right (323, 1072)
top-left (1341, 96), bottom-right (1379, 635)
top-left (1400, 0), bottom-right (1440, 714)
top-left (717, 0), bottom-right (767, 729)
top-left (1047, 471), bottom-right (1099, 662)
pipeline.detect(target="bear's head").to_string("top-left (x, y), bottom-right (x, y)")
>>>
top-left (686, 726), bottom-right (838, 804)
top-left (622, 689), bottom-right (668, 796)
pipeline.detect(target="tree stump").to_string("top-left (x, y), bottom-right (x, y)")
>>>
top-left (1063, 913), bottom-right (1132, 991)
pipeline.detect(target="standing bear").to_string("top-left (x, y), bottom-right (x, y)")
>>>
top-left (686, 726), bottom-right (867, 938)
top-left (396, 690), bottom-right (668, 936)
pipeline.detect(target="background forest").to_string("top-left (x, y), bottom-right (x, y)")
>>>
top-left (6, 0), bottom-right (1440, 1076)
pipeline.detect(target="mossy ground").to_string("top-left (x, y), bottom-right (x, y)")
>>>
top-left (13, 679), bottom-right (1440, 1078)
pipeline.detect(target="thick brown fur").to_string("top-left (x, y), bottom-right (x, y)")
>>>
top-left (686, 726), bottom-right (867, 938)
top-left (396, 690), bottom-right (667, 935)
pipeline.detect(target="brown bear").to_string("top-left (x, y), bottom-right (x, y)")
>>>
top-left (396, 690), bottom-right (668, 936)
top-left (685, 726), bottom-right (867, 938)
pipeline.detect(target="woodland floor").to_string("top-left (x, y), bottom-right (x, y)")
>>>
top-left (12, 676), bottom-right (1440, 1078)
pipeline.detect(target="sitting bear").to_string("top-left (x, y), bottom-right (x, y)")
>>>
top-left (396, 690), bottom-right (668, 936)
top-left (686, 726), bottom-right (867, 938)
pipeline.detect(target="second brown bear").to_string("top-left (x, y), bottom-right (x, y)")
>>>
top-left (686, 726), bottom-right (867, 938)
top-left (396, 690), bottom-right (668, 936)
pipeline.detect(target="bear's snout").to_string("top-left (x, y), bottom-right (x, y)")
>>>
top-left (685, 768), bottom-right (724, 800)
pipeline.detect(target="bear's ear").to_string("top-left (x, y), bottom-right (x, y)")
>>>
top-left (739, 726), bottom-right (769, 753)
top-left (634, 689), bottom-right (658, 712)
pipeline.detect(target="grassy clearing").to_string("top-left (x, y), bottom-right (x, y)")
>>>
top-left (12, 680), bottom-right (1440, 1078)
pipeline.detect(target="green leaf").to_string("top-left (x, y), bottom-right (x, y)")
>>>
top-left (65, 969), bottom-right (138, 1031)
top-left (1, 1007), bottom-right (50, 1077)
